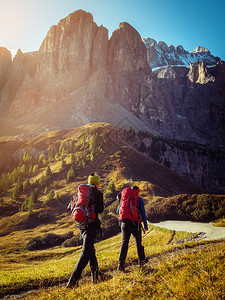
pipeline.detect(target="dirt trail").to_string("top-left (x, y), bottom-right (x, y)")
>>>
top-left (151, 221), bottom-right (225, 241)
top-left (2, 239), bottom-right (224, 299)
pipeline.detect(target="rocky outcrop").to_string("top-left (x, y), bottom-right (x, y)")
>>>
top-left (38, 10), bottom-right (108, 81)
top-left (130, 133), bottom-right (225, 194)
top-left (0, 49), bottom-right (37, 112)
top-left (151, 61), bottom-right (225, 147)
top-left (188, 61), bottom-right (215, 84)
top-left (0, 48), bottom-right (12, 90)
top-left (143, 37), bottom-right (220, 68)
top-left (108, 22), bottom-right (152, 111)
top-left (0, 10), bottom-right (109, 114)
top-left (0, 48), bottom-right (12, 110)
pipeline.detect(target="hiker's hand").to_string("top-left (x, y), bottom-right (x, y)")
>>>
top-left (144, 228), bottom-right (148, 232)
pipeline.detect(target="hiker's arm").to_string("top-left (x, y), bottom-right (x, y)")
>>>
top-left (95, 190), bottom-right (104, 214)
top-left (139, 198), bottom-right (148, 230)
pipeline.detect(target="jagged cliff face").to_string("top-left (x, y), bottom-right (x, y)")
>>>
top-left (0, 9), bottom-right (224, 148)
top-left (38, 11), bottom-right (108, 83)
top-left (6, 11), bottom-right (109, 112)
top-left (108, 22), bottom-right (153, 111)
top-left (0, 10), bottom-right (155, 129)
top-left (0, 9), bottom-right (225, 193)
top-left (0, 48), bottom-right (37, 114)
top-left (150, 61), bottom-right (225, 146)
top-left (129, 134), bottom-right (225, 194)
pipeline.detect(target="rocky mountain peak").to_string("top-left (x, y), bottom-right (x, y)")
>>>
top-left (192, 46), bottom-right (210, 53)
top-left (38, 9), bottom-right (108, 80)
top-left (0, 48), bottom-right (12, 75)
top-left (0, 48), bottom-right (12, 88)
top-left (176, 45), bottom-right (188, 54)
top-left (0, 47), bottom-right (12, 60)
top-left (110, 22), bottom-right (149, 72)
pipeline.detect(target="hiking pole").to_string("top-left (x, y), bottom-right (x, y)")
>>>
top-left (140, 223), bottom-right (145, 234)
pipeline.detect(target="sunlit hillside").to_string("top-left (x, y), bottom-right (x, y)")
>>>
top-left (0, 122), bottom-right (224, 299)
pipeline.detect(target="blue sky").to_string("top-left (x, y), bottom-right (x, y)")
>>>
top-left (0, 0), bottom-right (224, 60)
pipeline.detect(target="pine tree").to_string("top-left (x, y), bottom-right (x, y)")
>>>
top-left (21, 198), bottom-right (28, 211)
top-left (23, 179), bottom-right (30, 192)
top-left (46, 189), bottom-right (55, 203)
top-left (67, 165), bottom-right (75, 181)
top-left (59, 142), bottom-right (64, 155)
top-left (89, 134), bottom-right (99, 151)
top-left (27, 191), bottom-right (35, 213)
top-left (28, 165), bottom-right (33, 175)
top-left (33, 164), bottom-right (39, 174)
top-left (11, 183), bottom-right (22, 200)
top-left (38, 154), bottom-right (45, 167)
top-left (20, 164), bottom-right (26, 178)
top-left (46, 165), bottom-right (52, 178)
top-left (70, 154), bottom-right (75, 164)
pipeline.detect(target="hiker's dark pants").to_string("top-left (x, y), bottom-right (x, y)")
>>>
top-left (67, 225), bottom-right (98, 284)
top-left (118, 221), bottom-right (145, 268)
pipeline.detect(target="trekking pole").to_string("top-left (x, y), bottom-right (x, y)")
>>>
top-left (140, 223), bottom-right (145, 234)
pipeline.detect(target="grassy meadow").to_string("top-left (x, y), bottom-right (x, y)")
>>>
top-left (0, 224), bottom-right (224, 299)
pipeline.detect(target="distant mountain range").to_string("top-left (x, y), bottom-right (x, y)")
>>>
top-left (142, 37), bottom-right (220, 69)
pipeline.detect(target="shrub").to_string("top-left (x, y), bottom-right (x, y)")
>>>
top-left (37, 212), bottom-right (50, 223)
top-left (62, 235), bottom-right (82, 247)
top-left (67, 165), bottom-right (76, 181)
top-left (45, 189), bottom-right (55, 204)
top-left (26, 232), bottom-right (73, 250)
top-left (147, 194), bottom-right (225, 222)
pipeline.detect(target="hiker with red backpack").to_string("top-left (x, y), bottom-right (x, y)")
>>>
top-left (66, 172), bottom-right (104, 287)
top-left (117, 186), bottom-right (148, 271)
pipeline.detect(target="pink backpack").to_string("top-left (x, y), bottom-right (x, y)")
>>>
top-left (119, 188), bottom-right (139, 221)
top-left (69, 184), bottom-right (95, 223)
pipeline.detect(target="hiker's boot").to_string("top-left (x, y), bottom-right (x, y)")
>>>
top-left (139, 257), bottom-right (149, 267)
top-left (66, 276), bottom-right (79, 288)
top-left (91, 267), bottom-right (99, 284)
top-left (117, 264), bottom-right (125, 272)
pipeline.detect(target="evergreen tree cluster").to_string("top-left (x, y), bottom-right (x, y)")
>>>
top-left (0, 126), bottom-right (113, 215)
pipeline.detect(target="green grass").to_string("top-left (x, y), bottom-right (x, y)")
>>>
top-left (1, 224), bottom-right (224, 299)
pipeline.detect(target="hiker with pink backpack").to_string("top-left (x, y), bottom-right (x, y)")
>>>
top-left (117, 186), bottom-right (148, 271)
top-left (67, 172), bottom-right (104, 287)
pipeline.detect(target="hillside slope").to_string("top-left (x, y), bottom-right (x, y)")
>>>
top-left (0, 123), bottom-right (224, 299)
top-left (1, 122), bottom-right (223, 242)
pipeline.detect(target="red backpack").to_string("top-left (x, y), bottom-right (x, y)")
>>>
top-left (119, 188), bottom-right (139, 221)
top-left (69, 184), bottom-right (96, 223)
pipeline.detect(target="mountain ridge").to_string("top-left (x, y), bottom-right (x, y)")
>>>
top-left (142, 37), bottom-right (220, 69)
